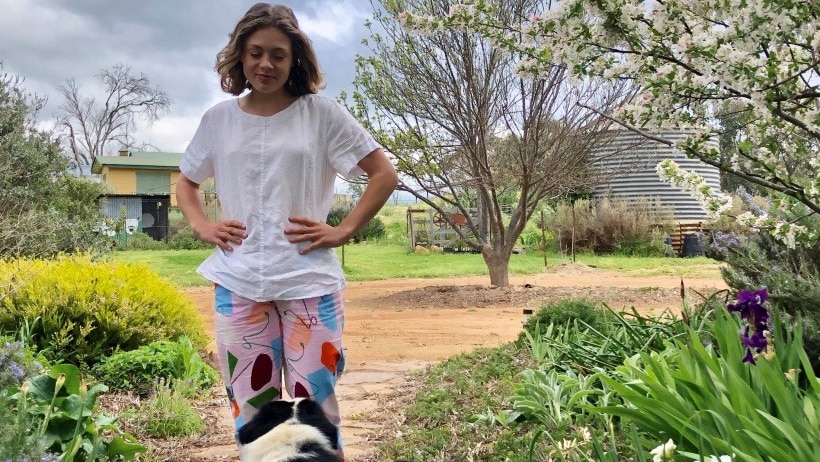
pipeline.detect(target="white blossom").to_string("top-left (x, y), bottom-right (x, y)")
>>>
top-left (649, 438), bottom-right (676, 461)
top-left (401, 0), bottom-right (819, 247)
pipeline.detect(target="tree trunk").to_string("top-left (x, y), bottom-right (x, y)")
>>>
top-left (482, 246), bottom-right (511, 287)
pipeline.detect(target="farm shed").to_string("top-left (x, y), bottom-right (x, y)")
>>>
top-left (97, 194), bottom-right (170, 244)
top-left (92, 149), bottom-right (181, 242)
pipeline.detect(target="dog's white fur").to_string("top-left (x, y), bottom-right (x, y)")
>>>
top-left (238, 398), bottom-right (339, 462)
top-left (242, 422), bottom-right (335, 462)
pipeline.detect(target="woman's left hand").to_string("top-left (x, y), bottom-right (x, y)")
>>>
top-left (284, 216), bottom-right (352, 254)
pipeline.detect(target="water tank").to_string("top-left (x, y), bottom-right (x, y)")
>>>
top-left (590, 129), bottom-right (723, 222)
top-left (681, 233), bottom-right (704, 257)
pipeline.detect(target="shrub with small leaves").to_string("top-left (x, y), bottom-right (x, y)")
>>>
top-left (0, 391), bottom-right (58, 462)
top-left (520, 298), bottom-right (614, 342)
top-left (0, 255), bottom-right (208, 369)
top-left (326, 205), bottom-right (386, 243)
top-left (122, 232), bottom-right (167, 250)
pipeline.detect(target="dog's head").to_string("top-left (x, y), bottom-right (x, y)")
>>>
top-left (237, 398), bottom-right (340, 461)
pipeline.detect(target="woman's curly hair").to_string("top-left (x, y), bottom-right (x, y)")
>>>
top-left (216, 3), bottom-right (324, 96)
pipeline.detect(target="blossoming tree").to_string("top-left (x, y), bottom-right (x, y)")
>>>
top-left (347, 0), bottom-right (633, 286)
top-left (401, 0), bottom-right (819, 248)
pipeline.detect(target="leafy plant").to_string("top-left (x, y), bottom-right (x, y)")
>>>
top-left (92, 337), bottom-right (218, 396)
top-left (511, 369), bottom-right (602, 429)
top-left (595, 308), bottom-right (820, 461)
top-left (11, 363), bottom-right (145, 461)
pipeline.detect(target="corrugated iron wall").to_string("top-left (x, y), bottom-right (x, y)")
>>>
top-left (100, 196), bottom-right (142, 220)
top-left (591, 129), bottom-right (722, 222)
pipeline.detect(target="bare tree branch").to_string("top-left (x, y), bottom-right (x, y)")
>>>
top-left (58, 63), bottom-right (171, 167)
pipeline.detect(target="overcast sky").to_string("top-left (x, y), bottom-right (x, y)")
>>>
top-left (0, 0), bottom-right (376, 154)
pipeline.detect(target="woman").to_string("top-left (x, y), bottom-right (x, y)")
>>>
top-left (176, 4), bottom-right (398, 459)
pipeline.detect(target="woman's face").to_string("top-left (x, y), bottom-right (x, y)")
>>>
top-left (242, 26), bottom-right (293, 97)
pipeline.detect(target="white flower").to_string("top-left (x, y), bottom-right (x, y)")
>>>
top-left (705, 455), bottom-right (734, 462)
top-left (650, 438), bottom-right (677, 461)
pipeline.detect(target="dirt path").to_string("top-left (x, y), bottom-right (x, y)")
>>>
top-left (169, 265), bottom-right (725, 461)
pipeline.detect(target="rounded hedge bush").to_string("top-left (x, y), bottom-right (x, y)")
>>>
top-left (0, 255), bottom-right (208, 369)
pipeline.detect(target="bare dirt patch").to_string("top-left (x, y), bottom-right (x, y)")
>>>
top-left (129, 265), bottom-right (725, 461)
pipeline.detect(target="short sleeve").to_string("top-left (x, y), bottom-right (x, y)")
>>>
top-left (321, 98), bottom-right (381, 180)
top-left (180, 110), bottom-right (215, 184)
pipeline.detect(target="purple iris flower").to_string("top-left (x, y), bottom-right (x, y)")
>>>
top-left (727, 287), bottom-right (770, 364)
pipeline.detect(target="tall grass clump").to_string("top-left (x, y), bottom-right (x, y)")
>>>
top-left (123, 378), bottom-right (205, 438)
top-left (546, 197), bottom-right (674, 256)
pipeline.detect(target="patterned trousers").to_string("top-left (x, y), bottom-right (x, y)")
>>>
top-left (212, 284), bottom-right (346, 446)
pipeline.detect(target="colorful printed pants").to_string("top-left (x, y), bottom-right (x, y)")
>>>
top-left (213, 284), bottom-right (346, 443)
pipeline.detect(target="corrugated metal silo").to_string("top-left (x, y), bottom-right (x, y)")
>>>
top-left (590, 129), bottom-right (722, 222)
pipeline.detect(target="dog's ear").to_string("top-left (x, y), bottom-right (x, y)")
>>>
top-left (294, 399), bottom-right (340, 450)
top-left (237, 400), bottom-right (296, 445)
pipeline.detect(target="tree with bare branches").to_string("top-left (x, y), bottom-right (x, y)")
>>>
top-left (346, 0), bottom-right (633, 286)
top-left (59, 63), bottom-right (170, 168)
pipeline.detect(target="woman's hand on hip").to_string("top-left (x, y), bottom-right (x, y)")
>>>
top-left (192, 220), bottom-right (247, 252)
top-left (284, 216), bottom-right (351, 255)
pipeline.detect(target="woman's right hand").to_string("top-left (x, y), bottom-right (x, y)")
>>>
top-left (191, 220), bottom-right (247, 251)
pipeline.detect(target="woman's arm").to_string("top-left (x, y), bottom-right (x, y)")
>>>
top-left (285, 148), bottom-right (398, 254)
top-left (177, 173), bottom-right (247, 251)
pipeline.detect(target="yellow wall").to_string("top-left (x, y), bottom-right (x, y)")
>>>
top-left (100, 167), bottom-right (180, 206)
top-left (169, 171), bottom-right (180, 206)
top-left (101, 168), bottom-right (136, 194)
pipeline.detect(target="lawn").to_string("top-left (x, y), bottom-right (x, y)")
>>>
top-left (110, 243), bottom-right (722, 287)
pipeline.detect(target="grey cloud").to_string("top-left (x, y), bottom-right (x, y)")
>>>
top-left (0, 0), bottom-right (376, 149)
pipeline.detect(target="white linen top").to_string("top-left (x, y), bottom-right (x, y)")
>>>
top-left (180, 94), bottom-right (380, 301)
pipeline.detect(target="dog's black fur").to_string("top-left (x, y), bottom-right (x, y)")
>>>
top-left (237, 399), bottom-right (339, 462)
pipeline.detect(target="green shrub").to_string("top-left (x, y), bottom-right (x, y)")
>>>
top-left (613, 229), bottom-right (671, 257)
top-left (0, 73), bottom-right (108, 259)
top-left (124, 379), bottom-right (204, 438)
top-left (168, 235), bottom-right (212, 250)
top-left (352, 215), bottom-right (386, 242)
top-left (93, 337), bottom-right (218, 396)
top-left (327, 205), bottom-right (386, 243)
top-left (123, 232), bottom-right (167, 250)
top-left (0, 255), bottom-right (208, 369)
top-left (520, 298), bottom-right (614, 342)
top-left (167, 210), bottom-right (213, 250)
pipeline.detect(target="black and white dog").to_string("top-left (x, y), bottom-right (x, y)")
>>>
top-left (237, 398), bottom-right (340, 462)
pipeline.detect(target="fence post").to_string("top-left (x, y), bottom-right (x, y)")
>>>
top-left (541, 210), bottom-right (547, 267)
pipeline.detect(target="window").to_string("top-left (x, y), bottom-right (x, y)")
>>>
top-left (136, 172), bottom-right (172, 195)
